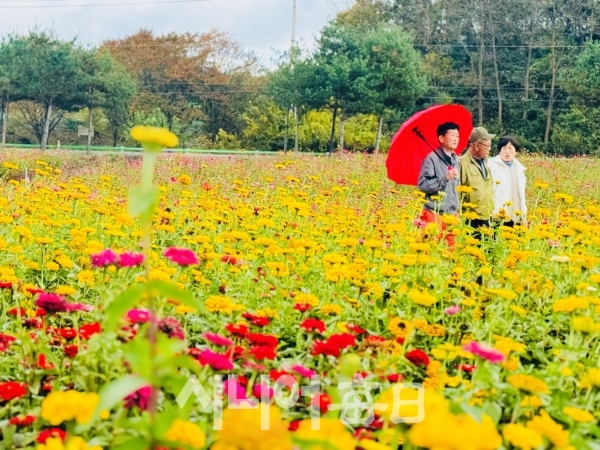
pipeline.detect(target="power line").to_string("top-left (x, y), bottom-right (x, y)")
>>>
top-left (0, 0), bottom-right (214, 8)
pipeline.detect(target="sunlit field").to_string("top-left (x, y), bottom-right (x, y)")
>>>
top-left (1, 149), bottom-right (600, 450)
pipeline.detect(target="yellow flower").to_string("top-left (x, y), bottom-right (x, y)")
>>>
top-left (572, 317), bottom-right (600, 333)
top-left (562, 406), bottom-right (594, 423)
top-left (37, 437), bottom-right (102, 450)
top-left (507, 374), bottom-right (549, 394)
top-left (526, 410), bottom-right (570, 448)
top-left (553, 296), bottom-right (589, 312)
top-left (3, 162), bottom-right (18, 170)
top-left (387, 317), bottom-right (412, 339)
top-left (77, 270), bottom-right (95, 286)
top-left (36, 237), bottom-right (54, 245)
top-left (294, 418), bottom-right (355, 450)
top-left (580, 368), bottom-right (600, 389)
top-left (130, 125), bottom-right (178, 149)
top-left (164, 419), bottom-right (206, 449)
top-left (212, 404), bottom-right (292, 450)
top-left (205, 295), bottom-right (243, 314)
top-left (320, 304), bottom-right (342, 315)
top-left (502, 423), bottom-right (543, 450)
top-left (408, 289), bottom-right (438, 307)
top-left (41, 391), bottom-right (99, 425)
top-left (520, 396), bottom-right (544, 408)
top-left (294, 293), bottom-right (319, 306)
top-left (559, 366), bottom-right (573, 377)
top-left (45, 262), bottom-right (60, 272)
top-left (55, 285), bottom-right (77, 296)
top-left (177, 174), bottom-right (192, 185)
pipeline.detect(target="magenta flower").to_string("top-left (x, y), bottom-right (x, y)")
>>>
top-left (202, 332), bottom-right (233, 347)
top-left (253, 382), bottom-right (274, 401)
top-left (126, 309), bottom-right (151, 324)
top-left (462, 341), bottom-right (506, 364)
top-left (289, 364), bottom-right (316, 378)
top-left (445, 305), bottom-right (461, 315)
top-left (124, 385), bottom-right (153, 411)
top-left (223, 377), bottom-right (253, 405)
top-left (35, 293), bottom-right (68, 313)
top-left (163, 247), bottom-right (199, 266)
top-left (64, 302), bottom-right (94, 312)
top-left (118, 251), bottom-right (145, 268)
top-left (90, 249), bottom-right (119, 268)
top-left (197, 349), bottom-right (234, 371)
top-left (158, 317), bottom-right (186, 340)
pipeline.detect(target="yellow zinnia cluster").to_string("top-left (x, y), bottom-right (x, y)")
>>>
top-left (164, 419), bottom-right (206, 449)
top-left (205, 295), bottom-right (243, 314)
top-left (130, 125), bottom-right (178, 149)
top-left (40, 391), bottom-right (99, 425)
top-left (37, 437), bottom-right (101, 450)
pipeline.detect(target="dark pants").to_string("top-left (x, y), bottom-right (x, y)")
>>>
top-left (466, 218), bottom-right (491, 243)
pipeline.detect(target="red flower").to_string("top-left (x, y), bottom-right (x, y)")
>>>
top-left (386, 373), bottom-right (404, 383)
top-left (225, 323), bottom-right (248, 337)
top-left (396, 337), bottom-right (405, 345)
top-left (58, 328), bottom-right (77, 341)
top-left (269, 369), bottom-right (293, 382)
top-left (0, 281), bottom-right (13, 289)
top-left (457, 364), bottom-right (476, 373)
top-left (243, 312), bottom-right (270, 327)
top-left (9, 415), bottom-right (36, 426)
top-left (246, 333), bottom-right (278, 347)
top-left (64, 345), bottom-right (78, 358)
top-left (201, 182), bottom-right (213, 190)
top-left (221, 255), bottom-right (238, 265)
top-left (26, 287), bottom-right (45, 296)
top-left (35, 293), bottom-right (68, 313)
top-left (8, 307), bottom-right (26, 316)
top-left (346, 324), bottom-right (367, 335)
top-left (249, 345), bottom-right (277, 361)
top-left (0, 382), bottom-right (27, 402)
top-left (300, 318), bottom-right (326, 334)
top-left (0, 333), bottom-right (16, 352)
top-left (219, 285), bottom-right (227, 294)
top-left (406, 349), bottom-right (430, 367)
top-left (79, 322), bottom-right (102, 340)
top-left (311, 393), bottom-right (332, 414)
top-left (38, 354), bottom-right (55, 370)
top-left (294, 303), bottom-right (311, 312)
top-left (311, 333), bottom-right (356, 357)
top-left (36, 429), bottom-right (66, 444)
top-left (288, 420), bottom-right (301, 431)
top-left (365, 335), bottom-right (386, 344)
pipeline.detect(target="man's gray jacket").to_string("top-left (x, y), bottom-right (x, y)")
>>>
top-left (417, 148), bottom-right (460, 214)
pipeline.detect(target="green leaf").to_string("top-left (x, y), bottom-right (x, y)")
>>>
top-left (482, 402), bottom-right (503, 424)
top-left (112, 437), bottom-right (148, 450)
top-left (146, 280), bottom-right (207, 315)
top-left (104, 284), bottom-right (146, 332)
top-left (98, 375), bottom-right (148, 414)
top-left (123, 337), bottom-right (153, 380)
top-left (128, 185), bottom-right (160, 218)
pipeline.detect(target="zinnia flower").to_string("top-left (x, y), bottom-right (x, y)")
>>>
top-left (90, 249), bottom-right (118, 268)
top-left (463, 341), bottom-right (506, 364)
top-left (445, 305), bottom-right (461, 315)
top-left (163, 247), bottom-right (199, 266)
top-left (196, 349), bottom-right (234, 371)
top-left (35, 293), bottom-right (68, 313)
top-left (202, 332), bottom-right (233, 347)
top-left (118, 251), bottom-right (145, 268)
top-left (124, 385), bottom-right (153, 411)
top-left (0, 381), bottom-right (27, 402)
top-left (406, 349), bottom-right (430, 367)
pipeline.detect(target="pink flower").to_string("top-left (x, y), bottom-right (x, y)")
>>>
top-left (223, 378), bottom-right (253, 405)
top-left (202, 332), bottom-right (233, 347)
top-left (90, 249), bottom-right (118, 268)
top-left (163, 247), bottom-right (199, 266)
top-left (289, 364), bottom-right (316, 378)
top-left (126, 309), bottom-right (151, 324)
top-left (64, 303), bottom-right (94, 312)
top-left (118, 251), bottom-right (145, 268)
top-left (124, 385), bottom-right (152, 410)
top-left (35, 293), bottom-right (68, 313)
top-left (252, 382), bottom-right (274, 401)
top-left (462, 341), bottom-right (506, 364)
top-left (413, 219), bottom-right (427, 229)
top-left (444, 305), bottom-right (461, 315)
top-left (197, 349), bottom-right (234, 371)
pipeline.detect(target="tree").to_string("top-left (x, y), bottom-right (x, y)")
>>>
top-left (360, 24), bottom-right (427, 151)
top-left (10, 30), bottom-right (82, 149)
top-left (74, 49), bottom-right (136, 150)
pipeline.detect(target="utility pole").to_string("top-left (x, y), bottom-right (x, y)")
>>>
top-left (291, 0), bottom-right (299, 153)
top-left (283, 0), bottom-right (297, 153)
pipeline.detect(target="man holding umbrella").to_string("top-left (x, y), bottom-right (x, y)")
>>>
top-left (416, 122), bottom-right (461, 247)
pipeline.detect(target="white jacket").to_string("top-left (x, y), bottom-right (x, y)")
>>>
top-left (488, 156), bottom-right (527, 222)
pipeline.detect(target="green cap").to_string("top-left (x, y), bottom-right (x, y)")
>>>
top-left (469, 127), bottom-right (496, 143)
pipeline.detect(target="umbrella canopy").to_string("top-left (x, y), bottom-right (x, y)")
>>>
top-left (386, 104), bottom-right (473, 186)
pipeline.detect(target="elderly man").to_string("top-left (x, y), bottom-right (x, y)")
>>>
top-left (417, 122), bottom-right (461, 247)
top-left (459, 127), bottom-right (495, 239)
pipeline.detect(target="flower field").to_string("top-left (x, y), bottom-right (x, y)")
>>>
top-left (1, 148), bottom-right (600, 450)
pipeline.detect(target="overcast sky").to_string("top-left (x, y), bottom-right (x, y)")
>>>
top-left (0, 0), bottom-right (346, 67)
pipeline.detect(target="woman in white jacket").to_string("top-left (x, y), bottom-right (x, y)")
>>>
top-left (488, 136), bottom-right (527, 227)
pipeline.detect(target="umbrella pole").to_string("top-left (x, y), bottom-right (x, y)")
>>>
top-left (412, 127), bottom-right (436, 151)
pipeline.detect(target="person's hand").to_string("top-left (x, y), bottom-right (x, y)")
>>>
top-left (446, 168), bottom-right (459, 180)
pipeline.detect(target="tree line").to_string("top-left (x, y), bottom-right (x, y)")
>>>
top-left (1, 0), bottom-right (599, 154)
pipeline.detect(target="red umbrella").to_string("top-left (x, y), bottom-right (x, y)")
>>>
top-left (386, 104), bottom-right (473, 186)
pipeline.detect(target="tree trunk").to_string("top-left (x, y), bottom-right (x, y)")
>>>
top-left (545, 47), bottom-right (557, 144)
top-left (477, 4), bottom-right (485, 126)
top-left (294, 106), bottom-right (299, 152)
top-left (328, 106), bottom-right (338, 154)
top-left (374, 115), bottom-right (384, 153)
top-left (522, 20), bottom-right (534, 120)
top-left (283, 107), bottom-right (290, 152)
top-left (1, 94), bottom-right (8, 147)
top-left (87, 107), bottom-right (93, 153)
top-left (339, 109), bottom-right (345, 152)
top-left (41, 101), bottom-right (53, 151)
top-left (490, 21), bottom-right (502, 126)
top-left (113, 128), bottom-right (118, 147)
